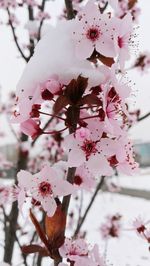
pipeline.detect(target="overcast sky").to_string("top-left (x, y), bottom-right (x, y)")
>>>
top-left (0, 0), bottom-right (150, 144)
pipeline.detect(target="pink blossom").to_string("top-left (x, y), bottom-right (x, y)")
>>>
top-left (74, 165), bottom-right (96, 191)
top-left (0, 0), bottom-right (17, 9)
top-left (20, 119), bottom-right (42, 139)
top-left (59, 238), bottom-right (106, 266)
top-left (72, 1), bottom-right (116, 59)
top-left (100, 213), bottom-right (122, 239)
top-left (59, 238), bottom-right (88, 261)
top-left (64, 128), bottom-right (113, 176)
top-left (22, 165), bottom-right (75, 216)
top-left (100, 85), bottom-right (125, 136)
top-left (117, 0), bottom-right (140, 22)
top-left (89, 244), bottom-right (106, 266)
top-left (14, 170), bottom-right (32, 211)
top-left (132, 216), bottom-right (149, 235)
top-left (13, 76), bottom-right (62, 123)
top-left (116, 139), bottom-right (139, 175)
top-left (15, 164), bottom-right (74, 216)
top-left (135, 52), bottom-right (150, 73)
top-left (110, 63), bottom-right (131, 100)
top-left (114, 13), bottom-right (133, 69)
top-left (44, 77), bottom-right (61, 95)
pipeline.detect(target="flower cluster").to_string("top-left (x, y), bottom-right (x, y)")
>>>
top-left (100, 213), bottom-right (122, 239)
top-left (10, 0), bottom-right (140, 264)
top-left (59, 238), bottom-right (106, 266)
top-left (132, 217), bottom-right (150, 247)
top-left (117, 0), bottom-right (140, 22)
top-left (134, 52), bottom-right (150, 73)
top-left (0, 0), bottom-right (17, 9)
top-left (12, 1), bottom-right (138, 181)
top-left (14, 164), bottom-right (75, 216)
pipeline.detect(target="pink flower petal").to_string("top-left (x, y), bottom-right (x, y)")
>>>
top-left (42, 197), bottom-right (57, 217)
top-left (67, 148), bottom-right (85, 167)
top-left (75, 38), bottom-right (93, 60)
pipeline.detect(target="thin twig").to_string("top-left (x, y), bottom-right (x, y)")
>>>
top-left (64, 0), bottom-right (75, 20)
top-left (62, 167), bottom-right (76, 216)
top-left (37, 0), bottom-right (47, 41)
top-left (76, 191), bottom-right (83, 231)
top-left (7, 8), bottom-right (28, 62)
top-left (28, 5), bottom-right (35, 58)
top-left (53, 1), bottom-right (75, 264)
top-left (73, 176), bottom-right (105, 237)
top-left (2, 207), bottom-right (28, 265)
top-left (99, 1), bottom-right (108, 13)
top-left (137, 112), bottom-right (150, 122)
top-left (31, 116), bottom-right (54, 147)
top-left (14, 233), bottom-right (28, 266)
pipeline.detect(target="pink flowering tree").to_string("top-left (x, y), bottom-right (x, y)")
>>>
top-left (1, 0), bottom-right (150, 266)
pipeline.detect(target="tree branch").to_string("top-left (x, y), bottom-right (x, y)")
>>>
top-left (137, 112), bottom-right (150, 122)
top-left (37, 0), bottom-right (47, 41)
top-left (62, 167), bottom-right (76, 216)
top-left (54, 107), bottom-right (79, 265)
top-left (99, 2), bottom-right (108, 13)
top-left (7, 8), bottom-right (28, 62)
top-left (31, 116), bottom-right (54, 147)
top-left (3, 134), bottom-right (28, 264)
top-left (73, 176), bottom-right (105, 237)
top-left (14, 233), bottom-right (28, 266)
top-left (64, 0), bottom-right (75, 20)
top-left (28, 5), bottom-right (35, 58)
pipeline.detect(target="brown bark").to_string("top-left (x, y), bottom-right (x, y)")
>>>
top-left (4, 134), bottom-right (28, 264)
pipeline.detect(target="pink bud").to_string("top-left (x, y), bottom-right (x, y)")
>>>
top-left (21, 119), bottom-right (42, 139)
top-left (45, 79), bottom-right (61, 95)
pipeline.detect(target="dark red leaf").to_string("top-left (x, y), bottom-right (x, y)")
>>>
top-left (22, 244), bottom-right (49, 256)
top-left (29, 209), bottom-right (49, 251)
top-left (97, 54), bottom-right (115, 67)
top-left (45, 205), bottom-right (66, 245)
top-left (65, 106), bottom-right (80, 131)
top-left (53, 95), bottom-right (69, 114)
top-left (88, 50), bottom-right (114, 67)
top-left (81, 94), bottom-right (102, 106)
top-left (128, 0), bottom-right (137, 9)
top-left (41, 89), bottom-right (53, 100)
top-left (65, 76), bottom-right (88, 104)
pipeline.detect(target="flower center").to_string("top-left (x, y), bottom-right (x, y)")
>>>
top-left (137, 225), bottom-right (146, 234)
top-left (74, 175), bottom-right (83, 186)
top-left (41, 89), bottom-right (53, 100)
top-left (81, 140), bottom-right (97, 160)
top-left (118, 36), bottom-right (123, 48)
top-left (39, 181), bottom-right (52, 197)
top-left (69, 246), bottom-right (79, 256)
top-left (86, 27), bottom-right (100, 42)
